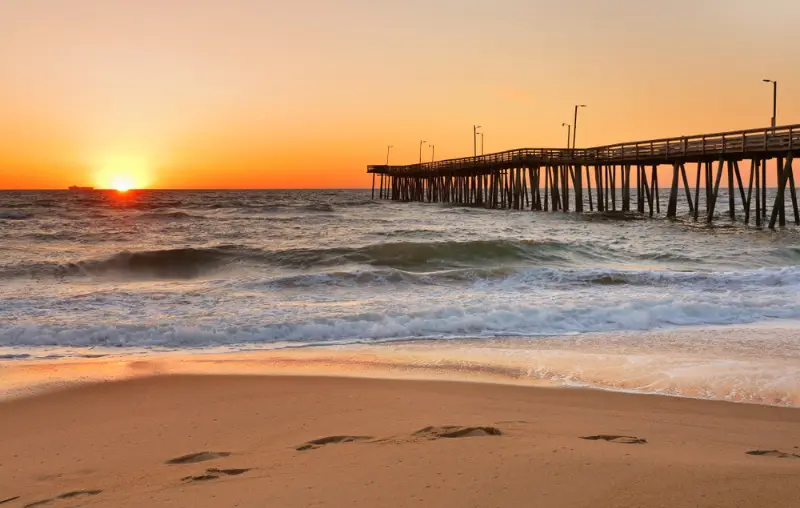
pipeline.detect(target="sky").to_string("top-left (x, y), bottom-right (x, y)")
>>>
top-left (0, 0), bottom-right (798, 189)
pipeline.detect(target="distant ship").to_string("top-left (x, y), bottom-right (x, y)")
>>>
top-left (68, 185), bottom-right (95, 191)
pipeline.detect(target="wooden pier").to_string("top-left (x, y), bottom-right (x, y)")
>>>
top-left (368, 124), bottom-right (799, 228)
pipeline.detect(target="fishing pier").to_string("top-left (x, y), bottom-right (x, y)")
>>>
top-left (368, 124), bottom-right (799, 228)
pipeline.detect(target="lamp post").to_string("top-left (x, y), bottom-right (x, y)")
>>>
top-left (480, 132), bottom-right (484, 155)
top-left (572, 104), bottom-right (587, 151)
top-left (562, 123), bottom-right (571, 149)
top-left (762, 79), bottom-right (777, 129)
top-left (429, 144), bottom-right (435, 162)
top-left (473, 125), bottom-right (482, 157)
top-left (386, 145), bottom-right (393, 165)
top-left (419, 140), bottom-right (426, 164)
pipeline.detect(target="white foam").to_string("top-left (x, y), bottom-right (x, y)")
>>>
top-left (2, 293), bottom-right (800, 349)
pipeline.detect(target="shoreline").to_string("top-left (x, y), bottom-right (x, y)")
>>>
top-left (3, 323), bottom-right (800, 407)
top-left (2, 374), bottom-right (799, 507)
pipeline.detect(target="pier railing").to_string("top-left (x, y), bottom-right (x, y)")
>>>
top-left (590, 124), bottom-right (798, 163)
top-left (368, 124), bottom-right (799, 175)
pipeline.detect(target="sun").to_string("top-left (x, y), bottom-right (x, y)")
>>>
top-left (94, 155), bottom-right (151, 191)
top-left (111, 176), bottom-right (134, 192)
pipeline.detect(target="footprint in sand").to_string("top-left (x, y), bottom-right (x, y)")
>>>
top-left (22, 490), bottom-right (102, 508)
top-left (56, 490), bottom-right (103, 500)
top-left (181, 468), bottom-right (252, 483)
top-left (581, 435), bottom-right (647, 444)
top-left (166, 451), bottom-right (232, 465)
top-left (412, 426), bottom-right (502, 439)
top-left (296, 425), bottom-right (503, 451)
top-left (296, 435), bottom-right (373, 451)
top-left (746, 449), bottom-right (800, 459)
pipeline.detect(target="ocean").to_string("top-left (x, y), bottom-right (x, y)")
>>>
top-left (1, 189), bottom-right (799, 405)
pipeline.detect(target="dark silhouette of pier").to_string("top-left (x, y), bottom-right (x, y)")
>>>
top-left (368, 124), bottom-right (799, 228)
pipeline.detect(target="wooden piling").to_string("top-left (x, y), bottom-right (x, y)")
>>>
top-left (769, 155), bottom-right (793, 229)
top-left (755, 159), bottom-right (762, 227)
top-left (727, 160), bottom-right (736, 220)
top-left (667, 162), bottom-right (680, 218)
top-left (745, 159), bottom-right (755, 225)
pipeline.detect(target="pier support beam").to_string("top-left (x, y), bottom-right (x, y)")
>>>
top-left (727, 160), bottom-right (736, 221)
top-left (680, 163), bottom-right (693, 214)
top-left (754, 159), bottom-right (762, 227)
top-left (586, 166), bottom-right (594, 211)
top-left (769, 154), bottom-right (794, 229)
top-left (745, 159), bottom-right (755, 225)
top-left (707, 158), bottom-right (724, 223)
top-left (667, 163), bottom-right (680, 218)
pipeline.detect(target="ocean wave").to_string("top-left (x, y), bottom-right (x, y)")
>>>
top-left (33, 199), bottom-right (59, 208)
top-left (323, 239), bottom-right (586, 269)
top-left (245, 265), bottom-right (800, 290)
top-left (138, 211), bottom-right (198, 220)
top-left (774, 246), bottom-right (800, 262)
top-left (3, 296), bottom-right (800, 348)
top-left (0, 211), bottom-right (32, 220)
top-left (180, 240), bottom-right (589, 271)
top-left (302, 203), bottom-right (336, 212)
top-left (338, 199), bottom-right (380, 207)
top-left (10, 239), bottom-right (800, 283)
top-left (45, 247), bottom-right (244, 279)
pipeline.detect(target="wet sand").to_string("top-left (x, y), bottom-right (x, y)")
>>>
top-left (1, 374), bottom-right (799, 508)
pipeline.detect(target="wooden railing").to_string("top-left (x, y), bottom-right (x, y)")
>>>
top-left (368, 124), bottom-right (799, 174)
top-left (589, 124), bottom-right (798, 162)
top-left (368, 147), bottom-right (583, 174)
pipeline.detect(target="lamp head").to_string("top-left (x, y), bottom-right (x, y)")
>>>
top-left (763, 79), bottom-right (772, 83)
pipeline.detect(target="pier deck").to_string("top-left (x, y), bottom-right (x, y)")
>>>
top-left (368, 124), bottom-right (799, 228)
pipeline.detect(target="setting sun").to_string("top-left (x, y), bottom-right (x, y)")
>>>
top-left (111, 176), bottom-right (133, 192)
top-left (93, 155), bottom-right (151, 191)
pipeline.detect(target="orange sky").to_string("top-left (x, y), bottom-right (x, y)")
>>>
top-left (1, 0), bottom-right (798, 189)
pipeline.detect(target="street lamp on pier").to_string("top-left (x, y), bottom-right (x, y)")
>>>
top-left (473, 125), bottom-right (482, 157)
top-left (419, 140), bottom-right (426, 164)
top-left (561, 123), bottom-right (571, 149)
top-left (572, 104), bottom-right (587, 151)
top-left (762, 79), bottom-right (777, 129)
top-left (429, 144), bottom-right (435, 162)
top-left (386, 145), bottom-right (393, 165)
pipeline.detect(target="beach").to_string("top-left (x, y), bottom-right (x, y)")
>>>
top-left (3, 189), bottom-right (800, 506)
top-left (3, 0), bottom-right (800, 504)
top-left (2, 373), bottom-right (799, 508)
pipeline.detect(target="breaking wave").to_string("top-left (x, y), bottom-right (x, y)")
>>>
top-left (41, 247), bottom-right (242, 279)
top-left (7, 239), bottom-right (800, 284)
top-left (3, 296), bottom-right (800, 348)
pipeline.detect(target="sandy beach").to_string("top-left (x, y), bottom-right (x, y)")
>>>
top-left (1, 374), bottom-right (799, 508)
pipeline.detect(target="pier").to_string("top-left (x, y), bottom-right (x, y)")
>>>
top-left (368, 124), bottom-right (799, 228)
